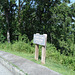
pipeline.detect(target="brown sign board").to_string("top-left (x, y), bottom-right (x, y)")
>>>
top-left (33, 34), bottom-right (46, 46)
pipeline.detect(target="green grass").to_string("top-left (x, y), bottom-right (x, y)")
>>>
top-left (0, 48), bottom-right (75, 75)
top-left (45, 58), bottom-right (75, 75)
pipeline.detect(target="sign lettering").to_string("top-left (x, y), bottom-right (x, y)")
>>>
top-left (33, 34), bottom-right (46, 46)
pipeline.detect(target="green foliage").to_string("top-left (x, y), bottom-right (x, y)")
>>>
top-left (46, 43), bottom-right (75, 71)
top-left (0, 41), bottom-right (75, 71)
top-left (0, 34), bottom-right (5, 43)
top-left (0, 42), bottom-right (12, 50)
top-left (46, 43), bottom-right (57, 58)
top-left (58, 40), bottom-right (75, 56)
top-left (12, 41), bottom-right (34, 53)
top-left (0, 0), bottom-right (75, 56)
top-left (18, 34), bottom-right (29, 43)
top-left (0, 41), bottom-right (34, 53)
top-left (0, 0), bottom-right (75, 72)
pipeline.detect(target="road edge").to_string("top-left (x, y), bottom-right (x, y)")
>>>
top-left (0, 56), bottom-right (27, 75)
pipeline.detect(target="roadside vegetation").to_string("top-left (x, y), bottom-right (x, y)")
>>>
top-left (0, 40), bottom-right (75, 75)
top-left (0, 0), bottom-right (75, 75)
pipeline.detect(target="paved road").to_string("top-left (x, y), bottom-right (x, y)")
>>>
top-left (0, 63), bottom-right (13, 75)
top-left (0, 51), bottom-right (61, 75)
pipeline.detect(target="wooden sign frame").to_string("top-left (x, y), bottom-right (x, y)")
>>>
top-left (33, 33), bottom-right (47, 64)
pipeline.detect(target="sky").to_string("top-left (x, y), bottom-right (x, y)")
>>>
top-left (16, 0), bottom-right (75, 6)
top-left (71, 0), bottom-right (75, 3)
top-left (68, 0), bottom-right (75, 6)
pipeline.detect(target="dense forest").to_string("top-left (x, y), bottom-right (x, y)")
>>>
top-left (0, 0), bottom-right (75, 71)
top-left (0, 0), bottom-right (75, 56)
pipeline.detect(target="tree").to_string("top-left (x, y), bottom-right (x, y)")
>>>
top-left (0, 0), bottom-right (16, 43)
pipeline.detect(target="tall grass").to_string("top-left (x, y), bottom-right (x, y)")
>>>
top-left (0, 41), bottom-right (34, 53)
top-left (0, 41), bottom-right (75, 71)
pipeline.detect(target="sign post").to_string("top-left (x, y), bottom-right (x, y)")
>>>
top-left (35, 44), bottom-right (39, 61)
top-left (41, 46), bottom-right (46, 64)
top-left (41, 34), bottom-right (47, 64)
top-left (33, 33), bottom-right (47, 64)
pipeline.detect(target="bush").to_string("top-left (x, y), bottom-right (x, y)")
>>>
top-left (0, 35), bottom-right (5, 43)
top-left (0, 42), bottom-right (12, 50)
top-left (12, 41), bottom-right (34, 53)
top-left (0, 41), bottom-right (74, 71)
top-left (0, 41), bottom-right (35, 53)
top-left (58, 40), bottom-right (75, 56)
top-left (59, 55), bottom-right (75, 71)
top-left (46, 43), bottom-right (58, 58)
top-left (46, 43), bottom-right (75, 71)
top-left (18, 34), bottom-right (29, 43)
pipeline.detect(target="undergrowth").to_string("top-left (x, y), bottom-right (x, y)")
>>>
top-left (0, 41), bottom-right (75, 73)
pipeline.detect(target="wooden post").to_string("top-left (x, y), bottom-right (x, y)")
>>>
top-left (41, 34), bottom-right (47, 64)
top-left (35, 44), bottom-right (39, 61)
top-left (41, 46), bottom-right (46, 64)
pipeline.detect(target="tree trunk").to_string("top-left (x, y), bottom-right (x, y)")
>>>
top-left (50, 33), bottom-right (52, 44)
top-left (18, 0), bottom-right (21, 26)
top-left (7, 30), bottom-right (10, 43)
top-left (5, 8), bottom-right (10, 43)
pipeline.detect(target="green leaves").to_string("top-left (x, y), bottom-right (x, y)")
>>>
top-left (0, 0), bottom-right (75, 56)
top-left (0, 34), bottom-right (5, 43)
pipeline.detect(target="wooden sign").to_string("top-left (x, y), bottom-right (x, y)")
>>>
top-left (33, 34), bottom-right (46, 46)
top-left (33, 33), bottom-right (47, 64)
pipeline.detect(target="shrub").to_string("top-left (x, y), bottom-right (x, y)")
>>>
top-left (18, 34), bottom-right (29, 43)
top-left (46, 43), bottom-right (75, 71)
top-left (0, 41), bottom-right (74, 71)
top-left (12, 41), bottom-right (34, 53)
top-left (46, 43), bottom-right (57, 58)
top-left (0, 35), bottom-right (5, 43)
top-left (0, 42), bottom-right (11, 50)
top-left (58, 40), bottom-right (75, 56)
